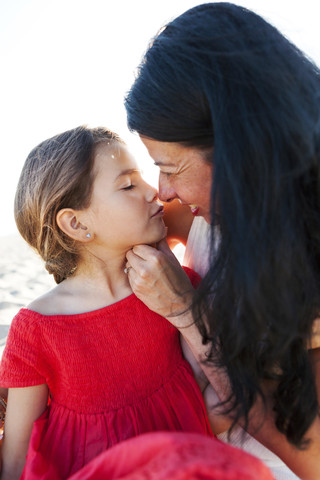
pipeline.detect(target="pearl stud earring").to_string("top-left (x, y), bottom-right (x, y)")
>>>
top-left (86, 233), bottom-right (91, 238)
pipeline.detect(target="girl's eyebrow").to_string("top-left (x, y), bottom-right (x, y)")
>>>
top-left (114, 168), bottom-right (141, 182)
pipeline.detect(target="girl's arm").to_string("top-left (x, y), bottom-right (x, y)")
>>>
top-left (1, 385), bottom-right (48, 480)
top-left (0, 389), bottom-right (8, 440)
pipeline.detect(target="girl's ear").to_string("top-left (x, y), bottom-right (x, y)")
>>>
top-left (56, 209), bottom-right (92, 242)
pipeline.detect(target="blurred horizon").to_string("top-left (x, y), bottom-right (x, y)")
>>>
top-left (1, 0), bottom-right (320, 237)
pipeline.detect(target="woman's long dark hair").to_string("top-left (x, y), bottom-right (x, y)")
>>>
top-left (125, 3), bottom-right (320, 447)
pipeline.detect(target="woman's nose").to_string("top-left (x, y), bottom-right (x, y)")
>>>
top-left (158, 174), bottom-right (177, 203)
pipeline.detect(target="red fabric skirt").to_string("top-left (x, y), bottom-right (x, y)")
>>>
top-left (68, 431), bottom-right (274, 480)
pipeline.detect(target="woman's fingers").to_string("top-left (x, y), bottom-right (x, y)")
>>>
top-left (125, 243), bottom-right (194, 321)
top-left (155, 237), bottom-right (177, 258)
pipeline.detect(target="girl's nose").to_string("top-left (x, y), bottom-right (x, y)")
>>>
top-left (145, 182), bottom-right (158, 203)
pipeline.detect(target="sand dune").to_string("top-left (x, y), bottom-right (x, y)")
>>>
top-left (0, 234), bottom-right (55, 357)
top-left (0, 234), bottom-right (186, 360)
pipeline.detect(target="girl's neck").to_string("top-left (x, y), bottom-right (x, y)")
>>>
top-left (71, 251), bottom-right (131, 303)
top-left (27, 250), bottom-right (133, 316)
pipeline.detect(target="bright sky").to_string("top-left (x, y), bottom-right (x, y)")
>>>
top-left (1, 0), bottom-right (320, 237)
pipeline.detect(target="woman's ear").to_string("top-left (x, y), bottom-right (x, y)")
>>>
top-left (56, 209), bottom-right (92, 242)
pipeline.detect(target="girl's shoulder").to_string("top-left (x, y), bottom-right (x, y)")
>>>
top-left (24, 278), bottom-right (132, 317)
top-left (26, 282), bottom-right (74, 315)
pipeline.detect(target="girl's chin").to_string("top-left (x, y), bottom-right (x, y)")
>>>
top-left (135, 223), bottom-right (167, 247)
top-left (147, 231), bottom-right (167, 247)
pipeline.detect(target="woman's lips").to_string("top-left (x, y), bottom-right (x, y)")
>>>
top-left (190, 205), bottom-right (200, 216)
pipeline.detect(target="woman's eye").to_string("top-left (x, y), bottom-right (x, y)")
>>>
top-left (122, 184), bottom-right (135, 190)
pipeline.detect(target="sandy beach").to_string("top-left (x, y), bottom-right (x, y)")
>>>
top-left (0, 234), bottom-right (186, 360)
top-left (0, 234), bottom-right (55, 357)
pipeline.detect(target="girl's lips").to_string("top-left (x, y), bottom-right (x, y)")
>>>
top-left (151, 205), bottom-right (164, 218)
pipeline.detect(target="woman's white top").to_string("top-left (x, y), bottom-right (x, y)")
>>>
top-left (183, 217), bottom-right (299, 480)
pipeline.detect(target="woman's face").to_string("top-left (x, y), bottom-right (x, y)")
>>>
top-left (140, 137), bottom-right (213, 223)
top-left (83, 142), bottom-right (166, 251)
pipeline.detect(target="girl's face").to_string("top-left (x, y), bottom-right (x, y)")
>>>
top-left (84, 142), bottom-right (166, 251)
top-left (140, 137), bottom-right (213, 223)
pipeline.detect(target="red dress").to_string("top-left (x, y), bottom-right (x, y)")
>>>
top-left (0, 268), bottom-right (212, 479)
top-left (69, 431), bottom-right (275, 480)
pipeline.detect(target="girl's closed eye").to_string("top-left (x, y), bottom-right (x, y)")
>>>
top-left (122, 184), bottom-right (135, 190)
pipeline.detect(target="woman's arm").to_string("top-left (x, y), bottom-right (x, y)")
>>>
top-left (1, 385), bottom-right (48, 480)
top-left (180, 336), bottom-right (233, 435)
top-left (309, 318), bottom-right (320, 349)
top-left (179, 315), bottom-right (320, 478)
top-left (178, 315), bottom-right (320, 479)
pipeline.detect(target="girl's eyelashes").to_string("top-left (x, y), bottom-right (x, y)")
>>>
top-left (120, 171), bottom-right (142, 190)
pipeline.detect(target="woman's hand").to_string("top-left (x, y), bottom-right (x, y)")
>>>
top-left (125, 238), bottom-right (194, 325)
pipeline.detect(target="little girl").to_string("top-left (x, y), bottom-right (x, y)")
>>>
top-left (0, 126), bottom-right (212, 480)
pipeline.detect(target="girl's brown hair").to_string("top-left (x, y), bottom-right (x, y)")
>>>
top-left (15, 125), bottom-right (123, 284)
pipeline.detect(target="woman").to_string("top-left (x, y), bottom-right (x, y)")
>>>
top-left (163, 202), bottom-right (302, 480)
top-left (124, 3), bottom-right (320, 479)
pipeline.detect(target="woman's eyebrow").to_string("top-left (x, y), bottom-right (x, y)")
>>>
top-left (154, 161), bottom-right (176, 167)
